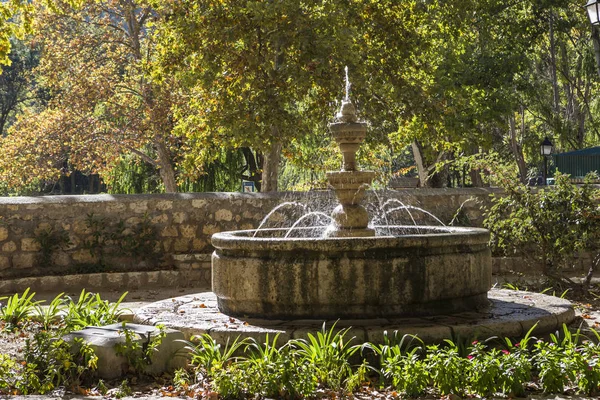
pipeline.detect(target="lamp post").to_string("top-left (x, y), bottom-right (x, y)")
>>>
top-left (586, 0), bottom-right (600, 77)
top-left (540, 137), bottom-right (554, 186)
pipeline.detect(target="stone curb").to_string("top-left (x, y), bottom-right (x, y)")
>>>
top-left (133, 288), bottom-right (576, 345)
top-left (0, 270), bottom-right (210, 294)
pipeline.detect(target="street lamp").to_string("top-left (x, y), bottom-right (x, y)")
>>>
top-left (586, 0), bottom-right (600, 76)
top-left (540, 137), bottom-right (554, 186)
top-left (587, 0), bottom-right (600, 25)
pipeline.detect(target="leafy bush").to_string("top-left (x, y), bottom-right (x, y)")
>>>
top-left (0, 288), bottom-right (42, 328)
top-left (63, 289), bottom-right (128, 331)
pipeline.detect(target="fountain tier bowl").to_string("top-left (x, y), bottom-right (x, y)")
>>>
top-left (212, 226), bottom-right (492, 319)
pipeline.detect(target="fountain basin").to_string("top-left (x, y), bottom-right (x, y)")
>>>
top-left (212, 226), bottom-right (492, 319)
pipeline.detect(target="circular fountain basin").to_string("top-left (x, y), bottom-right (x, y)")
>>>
top-left (212, 226), bottom-right (492, 319)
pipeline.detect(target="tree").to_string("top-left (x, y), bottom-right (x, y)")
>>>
top-left (0, 38), bottom-right (44, 136)
top-left (151, 0), bottom-right (355, 192)
top-left (467, 154), bottom-right (600, 292)
top-left (0, 0), bottom-right (184, 192)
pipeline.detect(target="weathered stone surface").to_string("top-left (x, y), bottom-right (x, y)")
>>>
top-left (12, 253), bottom-right (36, 269)
top-left (191, 199), bottom-right (207, 208)
top-left (151, 214), bottom-right (169, 224)
top-left (51, 251), bottom-right (71, 267)
top-left (212, 227), bottom-right (492, 319)
top-left (172, 212), bottom-right (187, 224)
top-left (71, 249), bottom-right (97, 264)
top-left (0, 256), bottom-right (10, 270)
top-left (2, 241), bottom-right (16, 252)
top-left (155, 200), bottom-right (173, 211)
top-left (179, 224), bottom-right (196, 238)
top-left (64, 323), bottom-right (186, 380)
top-left (173, 238), bottom-right (191, 252)
top-left (214, 209), bottom-right (233, 222)
top-left (0, 227), bottom-right (8, 241)
top-left (133, 289), bottom-right (575, 345)
top-left (21, 238), bottom-right (41, 252)
top-left (130, 201), bottom-right (148, 213)
top-left (160, 226), bottom-right (178, 237)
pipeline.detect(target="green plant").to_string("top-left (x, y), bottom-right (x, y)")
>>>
top-left (426, 340), bottom-right (469, 396)
top-left (34, 227), bottom-right (71, 268)
top-left (380, 346), bottom-right (429, 397)
top-left (185, 333), bottom-right (247, 376)
top-left (114, 379), bottom-right (132, 399)
top-left (115, 323), bottom-right (167, 374)
top-left (0, 288), bottom-right (42, 328)
top-left (63, 289), bottom-right (128, 331)
top-left (244, 334), bottom-right (318, 398)
top-left (532, 325), bottom-right (581, 393)
top-left (82, 212), bottom-right (158, 270)
top-left (22, 331), bottom-right (97, 394)
top-left (293, 322), bottom-right (360, 391)
top-left (112, 213), bottom-right (158, 258)
top-left (33, 292), bottom-right (65, 331)
top-left (363, 331), bottom-right (424, 388)
top-left (467, 340), bottom-right (501, 396)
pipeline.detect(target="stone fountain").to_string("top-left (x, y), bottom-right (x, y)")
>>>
top-left (134, 74), bottom-right (575, 344)
top-left (210, 92), bottom-right (492, 319)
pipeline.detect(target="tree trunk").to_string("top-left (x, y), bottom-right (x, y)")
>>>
top-left (549, 13), bottom-right (560, 113)
top-left (261, 133), bottom-right (282, 192)
top-left (155, 140), bottom-right (178, 193)
top-left (509, 112), bottom-right (528, 183)
top-left (411, 139), bottom-right (446, 188)
top-left (412, 140), bottom-right (427, 187)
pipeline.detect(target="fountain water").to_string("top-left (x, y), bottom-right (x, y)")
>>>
top-left (211, 88), bottom-right (493, 319)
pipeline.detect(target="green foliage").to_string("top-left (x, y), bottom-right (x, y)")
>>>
top-left (33, 292), bottom-right (65, 331)
top-left (293, 323), bottom-right (360, 390)
top-left (459, 153), bottom-right (600, 288)
top-left (0, 287), bottom-right (42, 328)
top-left (115, 323), bottom-right (167, 375)
top-left (63, 289), bottom-right (128, 331)
top-left (244, 335), bottom-right (318, 398)
top-left (21, 332), bottom-right (97, 394)
top-left (185, 333), bottom-right (248, 376)
top-left (34, 227), bottom-right (71, 268)
top-left (426, 340), bottom-right (469, 396)
top-left (82, 212), bottom-right (158, 271)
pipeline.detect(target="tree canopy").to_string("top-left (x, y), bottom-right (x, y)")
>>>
top-left (0, 0), bottom-right (598, 193)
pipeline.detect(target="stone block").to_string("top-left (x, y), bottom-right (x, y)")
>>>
top-left (2, 241), bottom-right (16, 252)
top-left (21, 238), bottom-right (41, 252)
top-left (0, 256), bottom-right (9, 270)
top-left (172, 212), bottom-right (187, 224)
top-left (173, 238), bottom-right (191, 252)
top-left (151, 214), bottom-right (169, 224)
top-left (0, 227), bottom-right (8, 241)
top-left (64, 323), bottom-right (186, 380)
top-left (215, 209), bottom-right (233, 222)
top-left (160, 226), bottom-right (179, 237)
top-left (155, 200), bottom-right (173, 211)
top-left (202, 224), bottom-right (219, 235)
top-left (12, 253), bottom-right (36, 269)
top-left (72, 249), bottom-right (97, 264)
top-left (51, 251), bottom-right (71, 267)
top-left (130, 201), bottom-right (148, 214)
top-left (191, 199), bottom-right (207, 208)
top-left (179, 224), bottom-right (196, 238)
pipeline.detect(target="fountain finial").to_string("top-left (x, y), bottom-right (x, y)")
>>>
top-left (336, 66), bottom-right (357, 123)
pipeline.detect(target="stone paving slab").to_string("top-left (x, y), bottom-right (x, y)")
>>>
top-left (132, 288), bottom-right (576, 345)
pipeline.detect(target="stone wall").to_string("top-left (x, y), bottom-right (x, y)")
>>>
top-left (0, 188), bottom-right (500, 286)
